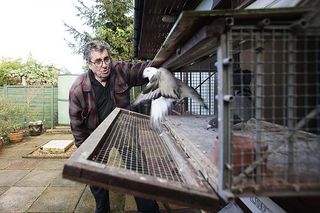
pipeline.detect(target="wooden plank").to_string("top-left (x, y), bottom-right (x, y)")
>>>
top-left (164, 115), bottom-right (219, 192)
top-left (63, 160), bottom-right (219, 211)
top-left (162, 19), bottom-right (225, 69)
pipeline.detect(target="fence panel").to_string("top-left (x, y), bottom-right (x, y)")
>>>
top-left (0, 85), bottom-right (58, 129)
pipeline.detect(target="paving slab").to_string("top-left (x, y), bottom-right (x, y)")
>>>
top-left (0, 145), bottom-right (33, 158)
top-left (0, 170), bottom-right (29, 186)
top-left (0, 186), bottom-right (45, 213)
top-left (5, 159), bottom-right (41, 170)
top-left (34, 159), bottom-right (66, 170)
top-left (0, 159), bottom-right (11, 169)
top-left (26, 134), bottom-right (73, 143)
top-left (15, 169), bottom-right (61, 187)
top-left (8, 140), bottom-right (38, 149)
top-left (0, 187), bottom-right (8, 196)
top-left (110, 190), bottom-right (126, 212)
top-left (50, 172), bottom-right (86, 187)
top-left (74, 185), bottom-right (95, 213)
top-left (28, 186), bottom-right (85, 212)
top-left (0, 133), bottom-right (199, 212)
top-left (75, 186), bottom-right (137, 213)
top-left (124, 194), bottom-right (138, 211)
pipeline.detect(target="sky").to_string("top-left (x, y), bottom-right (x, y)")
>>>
top-left (0, 0), bottom-right (92, 74)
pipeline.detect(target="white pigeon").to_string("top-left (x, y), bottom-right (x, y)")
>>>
top-left (132, 67), bottom-right (208, 131)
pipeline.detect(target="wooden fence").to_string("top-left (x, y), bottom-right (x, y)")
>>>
top-left (0, 85), bottom-right (58, 129)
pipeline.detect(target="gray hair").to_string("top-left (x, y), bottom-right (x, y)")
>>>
top-left (83, 40), bottom-right (111, 61)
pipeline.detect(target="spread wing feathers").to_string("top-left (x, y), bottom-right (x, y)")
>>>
top-left (132, 67), bottom-right (179, 106)
top-left (131, 88), bottom-right (161, 107)
top-left (157, 67), bottom-right (180, 99)
top-left (177, 80), bottom-right (208, 109)
top-left (132, 66), bottom-right (208, 131)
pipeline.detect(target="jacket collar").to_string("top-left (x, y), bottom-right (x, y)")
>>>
top-left (82, 71), bottom-right (92, 92)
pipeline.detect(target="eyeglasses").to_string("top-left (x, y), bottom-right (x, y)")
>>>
top-left (89, 56), bottom-right (111, 67)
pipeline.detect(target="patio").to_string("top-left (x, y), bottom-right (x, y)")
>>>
top-left (0, 131), bottom-right (201, 212)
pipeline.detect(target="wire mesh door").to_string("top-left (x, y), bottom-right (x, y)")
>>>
top-left (90, 112), bottom-right (184, 182)
top-left (217, 24), bottom-right (320, 197)
top-left (63, 108), bottom-right (219, 211)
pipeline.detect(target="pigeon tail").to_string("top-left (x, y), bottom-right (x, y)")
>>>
top-left (150, 97), bottom-right (174, 131)
top-left (191, 94), bottom-right (208, 110)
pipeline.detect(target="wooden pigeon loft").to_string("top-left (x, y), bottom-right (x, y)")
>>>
top-left (63, 7), bottom-right (320, 211)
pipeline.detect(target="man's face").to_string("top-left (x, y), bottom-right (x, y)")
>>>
top-left (88, 49), bottom-right (111, 82)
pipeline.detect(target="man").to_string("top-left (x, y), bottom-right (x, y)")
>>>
top-left (69, 40), bottom-right (159, 213)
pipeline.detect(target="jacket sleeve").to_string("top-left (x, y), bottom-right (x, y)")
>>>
top-left (116, 61), bottom-right (149, 87)
top-left (69, 86), bottom-right (91, 147)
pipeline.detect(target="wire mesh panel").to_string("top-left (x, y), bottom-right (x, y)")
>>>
top-left (90, 112), bottom-right (183, 182)
top-left (173, 70), bottom-right (215, 115)
top-left (218, 24), bottom-right (320, 196)
top-left (63, 108), bottom-right (219, 211)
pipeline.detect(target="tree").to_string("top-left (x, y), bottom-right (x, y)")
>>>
top-left (21, 57), bottom-right (59, 85)
top-left (0, 57), bottom-right (59, 86)
top-left (0, 59), bottom-right (23, 85)
top-left (65, 0), bottom-right (134, 61)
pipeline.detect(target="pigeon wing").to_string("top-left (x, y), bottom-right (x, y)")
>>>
top-left (177, 80), bottom-right (208, 109)
top-left (157, 68), bottom-right (180, 99)
top-left (142, 73), bottom-right (160, 94)
top-left (131, 88), bottom-right (161, 107)
top-left (131, 72), bottom-right (161, 107)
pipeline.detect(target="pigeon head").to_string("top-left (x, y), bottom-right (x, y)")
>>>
top-left (143, 67), bottom-right (159, 80)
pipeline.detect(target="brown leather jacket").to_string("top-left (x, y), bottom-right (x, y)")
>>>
top-left (69, 61), bottom-right (148, 147)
